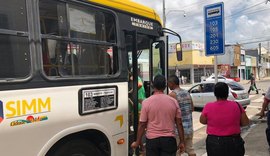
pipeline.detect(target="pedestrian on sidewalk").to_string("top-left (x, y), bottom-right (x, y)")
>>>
top-left (131, 75), bottom-right (185, 156)
top-left (168, 75), bottom-right (196, 156)
top-left (257, 86), bottom-right (270, 150)
top-left (247, 73), bottom-right (259, 94)
top-left (199, 82), bottom-right (250, 156)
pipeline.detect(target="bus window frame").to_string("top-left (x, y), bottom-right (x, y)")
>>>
top-left (38, 0), bottom-right (121, 81)
top-left (0, 0), bottom-right (34, 83)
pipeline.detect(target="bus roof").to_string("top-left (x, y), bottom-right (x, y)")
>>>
top-left (88, 0), bottom-right (162, 25)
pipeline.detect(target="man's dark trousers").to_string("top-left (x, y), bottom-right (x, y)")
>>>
top-left (145, 137), bottom-right (177, 156)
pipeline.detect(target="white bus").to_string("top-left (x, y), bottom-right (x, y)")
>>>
top-left (0, 0), bottom-right (182, 155)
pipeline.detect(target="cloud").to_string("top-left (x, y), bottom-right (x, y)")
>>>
top-left (132, 0), bottom-right (270, 48)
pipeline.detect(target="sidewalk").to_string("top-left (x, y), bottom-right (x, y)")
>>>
top-left (242, 77), bottom-right (270, 156)
top-left (243, 118), bottom-right (269, 156)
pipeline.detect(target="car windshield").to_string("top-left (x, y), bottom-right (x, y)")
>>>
top-left (227, 81), bottom-right (244, 91)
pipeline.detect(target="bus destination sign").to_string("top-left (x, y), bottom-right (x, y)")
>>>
top-left (131, 17), bottom-right (153, 30)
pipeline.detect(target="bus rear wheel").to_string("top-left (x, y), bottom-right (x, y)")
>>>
top-left (48, 139), bottom-right (103, 156)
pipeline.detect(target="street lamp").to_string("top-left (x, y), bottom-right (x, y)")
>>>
top-left (167, 10), bottom-right (186, 17)
top-left (164, 10), bottom-right (186, 27)
top-left (162, 0), bottom-right (186, 27)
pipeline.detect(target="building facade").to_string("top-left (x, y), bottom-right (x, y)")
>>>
top-left (246, 46), bottom-right (270, 79)
top-left (216, 44), bottom-right (241, 81)
top-left (169, 41), bottom-right (214, 84)
top-left (245, 55), bottom-right (257, 79)
top-left (260, 47), bottom-right (270, 78)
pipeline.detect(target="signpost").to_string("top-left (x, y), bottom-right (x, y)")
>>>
top-left (204, 2), bottom-right (225, 82)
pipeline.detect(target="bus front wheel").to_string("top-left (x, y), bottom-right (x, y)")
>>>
top-left (48, 139), bottom-right (103, 156)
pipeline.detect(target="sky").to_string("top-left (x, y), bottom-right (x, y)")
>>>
top-left (132, 0), bottom-right (270, 49)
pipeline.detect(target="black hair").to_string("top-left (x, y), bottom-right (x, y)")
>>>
top-left (153, 75), bottom-right (166, 90)
top-left (214, 82), bottom-right (229, 99)
top-left (168, 75), bottom-right (179, 85)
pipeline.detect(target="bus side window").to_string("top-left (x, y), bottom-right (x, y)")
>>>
top-left (64, 53), bottom-right (79, 75)
top-left (0, 1), bottom-right (30, 79)
top-left (39, 0), bottom-right (117, 78)
top-left (39, 0), bottom-right (68, 36)
top-left (97, 47), bottom-right (112, 75)
top-left (42, 39), bottom-right (58, 76)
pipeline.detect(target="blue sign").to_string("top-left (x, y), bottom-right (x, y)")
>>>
top-left (204, 2), bottom-right (225, 56)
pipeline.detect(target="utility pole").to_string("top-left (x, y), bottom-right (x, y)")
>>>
top-left (267, 41), bottom-right (270, 54)
top-left (163, 0), bottom-right (166, 27)
top-left (258, 43), bottom-right (261, 80)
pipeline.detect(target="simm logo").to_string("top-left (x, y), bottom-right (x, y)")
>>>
top-left (0, 97), bottom-right (51, 121)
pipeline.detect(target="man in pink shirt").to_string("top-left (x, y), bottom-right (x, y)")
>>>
top-left (131, 75), bottom-right (185, 156)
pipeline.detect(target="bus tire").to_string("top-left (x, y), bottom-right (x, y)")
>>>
top-left (48, 139), bottom-right (103, 156)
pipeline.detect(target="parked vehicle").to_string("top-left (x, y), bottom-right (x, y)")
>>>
top-left (188, 80), bottom-right (250, 108)
top-left (202, 74), bottom-right (234, 82)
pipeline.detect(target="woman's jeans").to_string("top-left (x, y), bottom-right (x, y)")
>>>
top-left (206, 134), bottom-right (245, 156)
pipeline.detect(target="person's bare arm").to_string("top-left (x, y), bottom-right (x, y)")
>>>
top-left (175, 117), bottom-right (185, 154)
top-left (257, 98), bottom-right (270, 118)
top-left (169, 91), bottom-right (177, 99)
top-left (200, 114), bottom-right (207, 124)
top-left (131, 122), bottom-right (147, 148)
top-left (240, 111), bottom-right (250, 127)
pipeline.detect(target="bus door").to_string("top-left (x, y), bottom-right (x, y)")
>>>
top-left (125, 31), bottom-right (165, 155)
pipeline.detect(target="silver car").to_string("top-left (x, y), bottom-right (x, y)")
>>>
top-left (202, 74), bottom-right (233, 82)
top-left (188, 80), bottom-right (250, 108)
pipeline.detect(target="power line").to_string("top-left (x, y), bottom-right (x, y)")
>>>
top-left (239, 38), bottom-right (270, 45)
top-left (227, 36), bottom-right (270, 45)
top-left (167, 0), bottom-right (209, 10)
top-left (167, 1), bottom-right (268, 31)
top-left (226, 1), bottom-right (265, 18)
top-left (235, 35), bottom-right (270, 41)
top-left (226, 8), bottom-right (270, 20)
top-left (171, 7), bottom-right (270, 32)
top-left (181, 0), bottom-right (209, 9)
top-left (236, 34), bottom-right (270, 42)
top-left (174, 0), bottom-right (265, 22)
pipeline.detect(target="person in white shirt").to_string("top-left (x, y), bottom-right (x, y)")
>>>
top-left (258, 87), bottom-right (270, 149)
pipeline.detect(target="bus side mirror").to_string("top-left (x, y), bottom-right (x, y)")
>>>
top-left (176, 43), bottom-right (182, 61)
